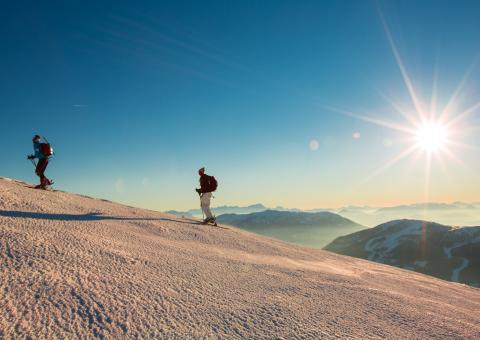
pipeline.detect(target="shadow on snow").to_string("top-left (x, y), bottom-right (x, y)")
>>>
top-left (0, 210), bottom-right (192, 224)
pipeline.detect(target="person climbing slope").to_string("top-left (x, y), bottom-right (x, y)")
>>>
top-left (27, 135), bottom-right (54, 189)
top-left (195, 167), bottom-right (218, 224)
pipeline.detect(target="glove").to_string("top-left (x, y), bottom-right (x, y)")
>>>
top-left (27, 155), bottom-right (34, 160)
top-left (195, 188), bottom-right (201, 194)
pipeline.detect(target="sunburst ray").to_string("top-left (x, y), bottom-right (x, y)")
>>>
top-left (378, 8), bottom-right (426, 124)
top-left (363, 144), bottom-right (418, 183)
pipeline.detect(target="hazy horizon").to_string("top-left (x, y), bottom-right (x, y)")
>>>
top-left (167, 199), bottom-right (480, 212)
top-left (165, 199), bottom-right (480, 227)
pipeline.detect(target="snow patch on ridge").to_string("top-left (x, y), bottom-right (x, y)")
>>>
top-left (365, 221), bottom-right (423, 261)
top-left (414, 260), bottom-right (427, 268)
top-left (452, 258), bottom-right (469, 282)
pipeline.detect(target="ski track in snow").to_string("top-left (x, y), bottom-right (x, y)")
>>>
top-left (452, 258), bottom-right (470, 282)
top-left (1, 178), bottom-right (480, 339)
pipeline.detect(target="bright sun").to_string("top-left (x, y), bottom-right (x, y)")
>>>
top-left (327, 11), bottom-right (479, 184)
top-left (414, 123), bottom-right (448, 152)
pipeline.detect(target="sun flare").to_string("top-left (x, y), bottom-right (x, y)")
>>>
top-left (326, 10), bottom-right (480, 186)
top-left (414, 123), bottom-right (448, 153)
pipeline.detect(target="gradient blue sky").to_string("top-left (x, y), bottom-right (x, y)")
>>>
top-left (1, 0), bottom-right (480, 211)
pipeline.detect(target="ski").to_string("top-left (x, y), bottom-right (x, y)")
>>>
top-left (32, 185), bottom-right (52, 191)
top-left (183, 217), bottom-right (228, 229)
top-left (24, 181), bottom-right (55, 191)
top-left (200, 220), bottom-right (218, 227)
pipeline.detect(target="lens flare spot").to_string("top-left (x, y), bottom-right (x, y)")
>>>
top-left (352, 132), bottom-right (361, 140)
top-left (309, 139), bottom-right (319, 151)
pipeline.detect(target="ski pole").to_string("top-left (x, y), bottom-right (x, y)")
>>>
top-left (199, 191), bottom-right (205, 221)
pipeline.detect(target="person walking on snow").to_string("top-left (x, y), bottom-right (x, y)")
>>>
top-left (27, 135), bottom-right (54, 189)
top-left (195, 167), bottom-right (218, 223)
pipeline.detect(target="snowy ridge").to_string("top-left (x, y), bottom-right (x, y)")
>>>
top-left (325, 219), bottom-right (480, 287)
top-left (365, 220), bottom-right (423, 261)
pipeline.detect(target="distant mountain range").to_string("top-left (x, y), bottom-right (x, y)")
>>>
top-left (217, 210), bottom-right (365, 249)
top-left (167, 201), bottom-right (480, 227)
top-left (337, 203), bottom-right (480, 227)
top-left (166, 203), bottom-right (268, 217)
top-left (324, 219), bottom-right (480, 287)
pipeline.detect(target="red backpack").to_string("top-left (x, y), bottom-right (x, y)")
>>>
top-left (205, 175), bottom-right (218, 192)
top-left (40, 143), bottom-right (54, 157)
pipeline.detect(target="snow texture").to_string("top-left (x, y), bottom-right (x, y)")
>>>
top-left (1, 178), bottom-right (480, 339)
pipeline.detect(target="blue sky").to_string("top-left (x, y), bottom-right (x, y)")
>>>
top-left (1, 0), bottom-right (480, 211)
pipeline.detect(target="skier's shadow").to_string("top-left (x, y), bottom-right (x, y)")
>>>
top-left (0, 210), bottom-right (192, 224)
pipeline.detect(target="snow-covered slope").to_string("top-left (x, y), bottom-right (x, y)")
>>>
top-left (1, 178), bottom-right (480, 338)
top-left (325, 219), bottom-right (480, 287)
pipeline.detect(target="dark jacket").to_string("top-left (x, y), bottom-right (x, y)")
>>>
top-left (199, 174), bottom-right (210, 194)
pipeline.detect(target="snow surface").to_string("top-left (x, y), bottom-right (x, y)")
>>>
top-left (1, 178), bottom-right (480, 339)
